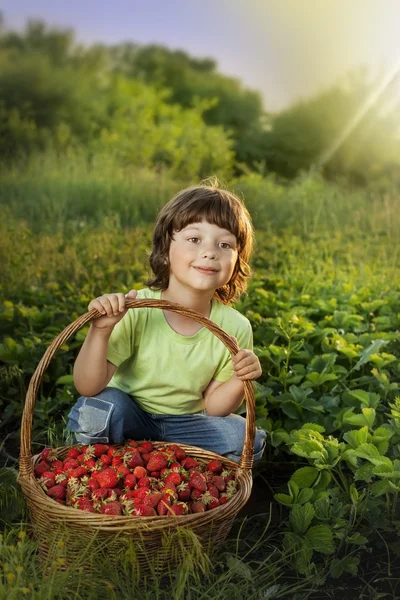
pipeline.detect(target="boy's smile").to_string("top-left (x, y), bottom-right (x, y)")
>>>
top-left (168, 220), bottom-right (238, 295)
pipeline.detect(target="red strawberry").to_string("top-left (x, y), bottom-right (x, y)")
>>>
top-left (207, 483), bottom-right (220, 499)
top-left (100, 454), bottom-right (112, 466)
top-left (169, 462), bottom-right (181, 471)
top-left (189, 471), bottom-right (207, 493)
top-left (191, 488), bottom-right (203, 501)
top-left (202, 491), bottom-right (220, 510)
top-left (222, 469), bottom-right (234, 482)
top-left (146, 453), bottom-right (168, 472)
top-left (177, 482), bottom-right (191, 502)
top-left (40, 472), bottom-right (56, 489)
top-left (133, 505), bottom-right (157, 517)
top-left (207, 459), bottom-right (223, 474)
top-left (143, 492), bottom-right (163, 508)
top-left (107, 446), bottom-right (118, 457)
top-left (150, 471), bottom-right (161, 478)
top-left (40, 448), bottom-right (57, 463)
top-left (133, 488), bottom-right (150, 500)
top-left (137, 476), bottom-right (151, 488)
top-left (34, 461), bottom-right (50, 477)
top-left (125, 440), bottom-right (138, 448)
top-left (211, 476), bottom-right (226, 492)
top-left (47, 484), bottom-right (66, 500)
top-left (76, 498), bottom-right (96, 512)
top-left (138, 441), bottom-right (153, 453)
top-left (55, 474), bottom-right (68, 488)
top-left (124, 474), bottom-right (137, 490)
top-left (115, 465), bottom-right (130, 478)
top-left (181, 457), bottom-right (199, 470)
top-left (123, 450), bottom-right (144, 469)
top-left (219, 493), bottom-right (229, 505)
top-left (168, 502), bottom-right (188, 516)
top-left (111, 456), bottom-right (123, 467)
top-left (51, 460), bottom-right (64, 470)
top-left (120, 490), bottom-right (136, 501)
top-left (92, 488), bottom-right (112, 502)
top-left (92, 443), bottom-right (109, 457)
top-left (96, 468), bottom-right (119, 489)
top-left (76, 453), bottom-right (87, 464)
top-left (87, 477), bottom-right (100, 492)
top-left (66, 447), bottom-right (81, 460)
top-left (191, 501), bottom-right (206, 513)
top-left (164, 472), bottom-right (182, 486)
top-left (63, 458), bottom-right (79, 471)
top-left (101, 501), bottom-right (122, 515)
top-left (141, 453), bottom-right (152, 464)
top-left (157, 495), bottom-right (172, 516)
top-left (83, 458), bottom-right (97, 471)
top-left (169, 444), bottom-right (187, 462)
top-left (133, 466), bottom-right (147, 479)
top-left (67, 467), bottom-right (88, 480)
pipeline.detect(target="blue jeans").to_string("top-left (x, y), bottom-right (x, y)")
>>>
top-left (67, 387), bottom-right (266, 464)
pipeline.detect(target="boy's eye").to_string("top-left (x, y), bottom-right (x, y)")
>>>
top-left (188, 237), bottom-right (200, 243)
top-left (219, 242), bottom-right (232, 249)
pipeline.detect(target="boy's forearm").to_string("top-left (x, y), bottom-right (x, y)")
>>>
top-left (73, 325), bottom-right (113, 397)
top-left (204, 375), bottom-right (246, 416)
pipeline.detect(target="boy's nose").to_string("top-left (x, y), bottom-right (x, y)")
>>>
top-left (202, 247), bottom-right (217, 258)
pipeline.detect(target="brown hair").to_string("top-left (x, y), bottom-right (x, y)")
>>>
top-left (146, 181), bottom-right (254, 304)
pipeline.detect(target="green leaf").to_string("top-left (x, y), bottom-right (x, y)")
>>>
top-left (55, 374), bottom-right (75, 385)
top-left (370, 480), bottom-right (392, 496)
top-left (343, 426), bottom-right (369, 448)
top-left (274, 493), bottom-right (293, 506)
top-left (354, 463), bottom-right (375, 482)
top-left (290, 467), bottom-right (319, 489)
top-left (344, 408), bottom-right (376, 429)
top-left (349, 483), bottom-right (359, 504)
top-left (297, 488), bottom-right (314, 504)
top-left (305, 525), bottom-right (335, 554)
top-left (346, 533), bottom-right (368, 545)
top-left (289, 502), bottom-right (315, 535)
top-left (352, 339), bottom-right (388, 371)
top-left (306, 372), bottom-right (337, 385)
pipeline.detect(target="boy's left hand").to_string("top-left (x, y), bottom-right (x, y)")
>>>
top-left (232, 349), bottom-right (262, 381)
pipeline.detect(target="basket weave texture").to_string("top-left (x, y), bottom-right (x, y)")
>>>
top-left (18, 299), bottom-right (256, 574)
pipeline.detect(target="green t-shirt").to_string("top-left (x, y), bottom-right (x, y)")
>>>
top-left (106, 288), bottom-right (253, 415)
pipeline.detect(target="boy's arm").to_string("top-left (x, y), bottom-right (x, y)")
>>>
top-left (73, 290), bottom-right (137, 397)
top-left (203, 376), bottom-right (245, 416)
top-left (204, 348), bottom-right (262, 416)
top-left (73, 326), bottom-right (117, 397)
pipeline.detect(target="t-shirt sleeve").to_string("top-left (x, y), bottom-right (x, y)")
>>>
top-left (213, 319), bottom-right (253, 382)
top-left (106, 313), bottom-right (135, 367)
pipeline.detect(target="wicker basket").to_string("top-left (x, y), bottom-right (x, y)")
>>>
top-left (18, 298), bottom-right (256, 575)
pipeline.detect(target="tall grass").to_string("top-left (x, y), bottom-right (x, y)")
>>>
top-left (1, 153), bottom-right (400, 243)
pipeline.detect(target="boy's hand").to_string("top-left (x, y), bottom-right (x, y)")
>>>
top-left (89, 290), bottom-right (137, 331)
top-left (232, 347), bottom-right (262, 381)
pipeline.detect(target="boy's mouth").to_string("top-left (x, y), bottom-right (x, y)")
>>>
top-left (194, 266), bottom-right (218, 274)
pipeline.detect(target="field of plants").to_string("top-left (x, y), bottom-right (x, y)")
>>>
top-left (1, 162), bottom-right (400, 599)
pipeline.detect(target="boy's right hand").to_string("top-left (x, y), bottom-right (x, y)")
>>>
top-left (88, 290), bottom-right (137, 330)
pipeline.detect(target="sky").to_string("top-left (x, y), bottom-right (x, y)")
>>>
top-left (2, 0), bottom-right (400, 111)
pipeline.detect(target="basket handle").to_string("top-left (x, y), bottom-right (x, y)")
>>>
top-left (19, 298), bottom-right (256, 476)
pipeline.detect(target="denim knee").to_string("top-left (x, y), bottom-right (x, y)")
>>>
top-left (67, 388), bottom-right (130, 444)
top-left (253, 428), bottom-right (267, 464)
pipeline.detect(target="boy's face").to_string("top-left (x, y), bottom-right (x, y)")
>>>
top-left (168, 219), bottom-right (238, 294)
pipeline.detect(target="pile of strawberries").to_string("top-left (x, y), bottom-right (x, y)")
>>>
top-left (34, 441), bottom-right (238, 516)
